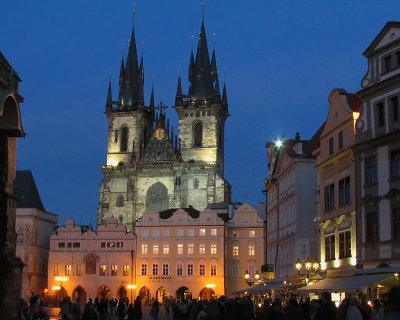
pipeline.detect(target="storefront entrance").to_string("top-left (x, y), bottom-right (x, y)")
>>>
top-left (176, 286), bottom-right (192, 301)
top-left (199, 287), bottom-right (215, 300)
top-left (139, 286), bottom-right (151, 306)
top-left (97, 285), bottom-right (111, 300)
top-left (156, 286), bottom-right (168, 304)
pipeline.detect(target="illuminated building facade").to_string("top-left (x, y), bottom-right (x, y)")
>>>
top-left (354, 21), bottom-right (400, 269)
top-left (314, 89), bottom-right (360, 271)
top-left (49, 203), bottom-right (264, 303)
top-left (14, 170), bottom-right (58, 301)
top-left (48, 217), bottom-right (135, 305)
top-left (265, 132), bottom-right (321, 279)
top-left (97, 17), bottom-right (231, 231)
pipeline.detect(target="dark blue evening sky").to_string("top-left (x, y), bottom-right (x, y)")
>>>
top-left (1, 1), bottom-right (399, 225)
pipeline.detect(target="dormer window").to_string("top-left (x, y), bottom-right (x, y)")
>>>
top-left (384, 55), bottom-right (392, 72)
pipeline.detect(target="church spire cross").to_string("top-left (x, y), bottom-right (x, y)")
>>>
top-left (156, 102), bottom-right (168, 112)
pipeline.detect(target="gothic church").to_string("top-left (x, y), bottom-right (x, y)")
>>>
top-left (97, 17), bottom-right (231, 230)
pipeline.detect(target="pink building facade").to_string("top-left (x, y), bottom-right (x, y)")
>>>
top-left (48, 217), bottom-right (135, 305)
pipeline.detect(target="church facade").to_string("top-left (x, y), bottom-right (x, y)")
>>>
top-left (97, 18), bottom-right (231, 230)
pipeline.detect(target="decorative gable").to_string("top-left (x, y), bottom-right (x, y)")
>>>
top-left (363, 22), bottom-right (400, 56)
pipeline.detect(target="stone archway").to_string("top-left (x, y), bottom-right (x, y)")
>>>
top-left (156, 286), bottom-right (168, 304)
top-left (97, 285), bottom-right (111, 300)
top-left (146, 182), bottom-right (168, 212)
top-left (139, 286), bottom-right (151, 306)
top-left (117, 286), bottom-right (127, 299)
top-left (176, 286), bottom-right (191, 301)
top-left (72, 286), bottom-right (86, 306)
top-left (55, 287), bottom-right (68, 305)
top-left (199, 287), bottom-right (216, 300)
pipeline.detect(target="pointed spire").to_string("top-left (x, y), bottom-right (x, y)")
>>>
top-left (188, 51), bottom-right (194, 82)
top-left (187, 19), bottom-right (214, 100)
top-left (106, 80), bottom-right (113, 111)
top-left (211, 49), bottom-right (217, 78)
top-left (138, 56), bottom-right (144, 104)
top-left (222, 83), bottom-right (228, 104)
top-left (214, 74), bottom-right (220, 97)
top-left (149, 84), bottom-right (155, 109)
top-left (176, 76), bottom-right (182, 97)
top-left (119, 56), bottom-right (125, 87)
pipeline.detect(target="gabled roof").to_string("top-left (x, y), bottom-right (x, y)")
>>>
top-left (363, 21), bottom-right (400, 57)
top-left (14, 170), bottom-right (45, 211)
top-left (345, 93), bottom-right (362, 112)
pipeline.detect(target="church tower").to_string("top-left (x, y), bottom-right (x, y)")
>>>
top-left (97, 13), bottom-right (231, 231)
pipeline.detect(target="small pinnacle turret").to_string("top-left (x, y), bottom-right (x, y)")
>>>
top-left (149, 85), bottom-right (154, 109)
top-left (106, 80), bottom-right (112, 111)
top-left (222, 83), bottom-right (228, 105)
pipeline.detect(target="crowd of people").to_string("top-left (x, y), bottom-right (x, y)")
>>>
top-left (20, 286), bottom-right (400, 320)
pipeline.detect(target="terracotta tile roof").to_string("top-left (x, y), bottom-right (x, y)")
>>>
top-left (346, 93), bottom-right (361, 112)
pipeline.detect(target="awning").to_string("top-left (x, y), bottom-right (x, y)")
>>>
top-left (233, 282), bottom-right (288, 295)
top-left (295, 273), bottom-right (395, 294)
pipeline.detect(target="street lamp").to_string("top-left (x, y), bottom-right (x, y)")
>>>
top-left (127, 284), bottom-right (136, 303)
top-left (244, 270), bottom-right (260, 287)
top-left (295, 257), bottom-right (320, 283)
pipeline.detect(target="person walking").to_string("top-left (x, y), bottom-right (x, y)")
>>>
top-left (150, 300), bottom-right (160, 320)
top-left (132, 296), bottom-right (143, 320)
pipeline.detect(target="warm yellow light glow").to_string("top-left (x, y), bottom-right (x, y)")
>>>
top-left (258, 303), bottom-right (262, 307)
top-left (351, 257), bottom-right (357, 266)
top-left (127, 285), bottom-right (136, 289)
top-left (55, 277), bottom-right (68, 282)
top-left (283, 281), bottom-right (287, 284)
top-left (295, 258), bottom-right (302, 271)
top-left (368, 301), bottom-right (372, 306)
top-left (394, 272), bottom-right (399, 277)
top-left (353, 112), bottom-right (360, 120)
top-left (206, 284), bottom-right (216, 288)
top-left (244, 291), bottom-right (248, 295)
top-left (305, 262), bottom-right (311, 271)
top-left (244, 271), bottom-right (250, 280)
top-left (107, 157), bottom-right (118, 167)
top-left (52, 286), bottom-right (61, 290)
top-left (353, 112), bottom-right (360, 135)
top-left (313, 261), bottom-right (320, 271)
top-left (255, 272), bottom-right (260, 280)
top-left (334, 259), bottom-right (340, 268)
top-left (308, 282), bottom-right (313, 286)
top-left (321, 261), bottom-right (327, 271)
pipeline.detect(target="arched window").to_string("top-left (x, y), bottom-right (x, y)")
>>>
top-left (16, 229), bottom-right (24, 244)
top-left (120, 126), bottom-right (128, 152)
top-left (146, 182), bottom-right (168, 212)
top-left (193, 122), bottom-right (203, 147)
top-left (85, 255), bottom-right (96, 274)
top-left (116, 195), bottom-right (124, 207)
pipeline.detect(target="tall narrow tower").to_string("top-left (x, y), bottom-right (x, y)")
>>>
top-left (174, 19), bottom-right (231, 204)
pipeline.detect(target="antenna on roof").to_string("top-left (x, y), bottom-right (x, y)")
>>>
top-left (201, 2), bottom-right (205, 22)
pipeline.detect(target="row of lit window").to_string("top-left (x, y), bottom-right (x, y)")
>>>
top-left (141, 228), bottom-right (218, 238)
top-left (232, 245), bottom-right (255, 256)
top-left (57, 241), bottom-right (124, 249)
top-left (141, 243), bottom-right (218, 255)
top-left (53, 264), bottom-right (130, 277)
top-left (324, 231), bottom-right (352, 261)
top-left (140, 263), bottom-right (217, 277)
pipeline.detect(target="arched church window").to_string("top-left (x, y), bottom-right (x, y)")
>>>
top-left (85, 255), bottom-right (96, 274)
top-left (120, 126), bottom-right (128, 152)
top-left (146, 182), bottom-right (168, 212)
top-left (194, 122), bottom-right (203, 147)
top-left (116, 195), bottom-right (124, 207)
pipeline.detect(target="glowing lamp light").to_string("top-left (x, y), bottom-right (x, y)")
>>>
top-left (351, 257), bottom-right (357, 266)
top-left (353, 112), bottom-right (360, 135)
top-left (320, 261), bottom-right (327, 271)
top-left (334, 259), bottom-right (341, 268)
top-left (244, 271), bottom-right (250, 280)
top-left (275, 139), bottom-right (283, 149)
top-left (127, 285), bottom-right (136, 289)
top-left (394, 272), bottom-right (400, 277)
top-left (52, 286), bottom-right (61, 290)
top-left (295, 258), bottom-right (302, 271)
top-left (313, 261), bottom-right (320, 271)
top-left (206, 284), bottom-right (216, 288)
top-left (255, 272), bottom-right (260, 280)
top-left (258, 303), bottom-right (262, 307)
top-left (55, 277), bottom-right (68, 282)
